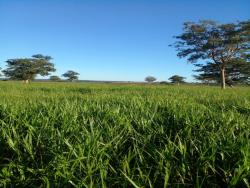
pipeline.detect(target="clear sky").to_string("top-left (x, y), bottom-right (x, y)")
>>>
top-left (1, 0), bottom-right (249, 82)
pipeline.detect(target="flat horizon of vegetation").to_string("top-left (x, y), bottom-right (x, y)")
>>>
top-left (0, 82), bottom-right (249, 187)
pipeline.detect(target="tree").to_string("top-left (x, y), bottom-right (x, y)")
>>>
top-left (172, 20), bottom-right (250, 89)
top-left (194, 61), bottom-right (250, 85)
top-left (3, 54), bottom-right (56, 83)
top-left (62, 70), bottom-right (79, 81)
top-left (145, 76), bottom-right (157, 83)
top-left (49, 75), bottom-right (61, 81)
top-left (169, 75), bottom-right (186, 84)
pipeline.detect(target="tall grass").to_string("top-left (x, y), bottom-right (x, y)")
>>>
top-left (0, 82), bottom-right (250, 187)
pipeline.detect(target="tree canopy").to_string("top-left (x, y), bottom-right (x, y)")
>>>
top-left (49, 75), bottom-right (61, 81)
top-left (3, 54), bottom-right (55, 82)
top-left (62, 70), bottom-right (79, 81)
top-left (172, 20), bottom-right (250, 89)
top-left (169, 75), bottom-right (186, 84)
top-left (145, 76), bottom-right (157, 83)
top-left (194, 61), bottom-right (250, 85)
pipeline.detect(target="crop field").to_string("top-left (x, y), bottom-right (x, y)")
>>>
top-left (0, 82), bottom-right (249, 187)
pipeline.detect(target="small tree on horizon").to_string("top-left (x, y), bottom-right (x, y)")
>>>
top-left (50, 75), bottom-right (61, 81)
top-left (62, 70), bottom-right (79, 81)
top-left (3, 54), bottom-right (55, 83)
top-left (145, 76), bottom-right (157, 83)
top-left (169, 75), bottom-right (186, 85)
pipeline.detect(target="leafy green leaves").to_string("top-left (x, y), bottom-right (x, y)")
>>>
top-left (0, 83), bottom-right (249, 187)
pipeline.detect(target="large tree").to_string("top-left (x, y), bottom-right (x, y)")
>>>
top-left (3, 54), bottom-right (56, 83)
top-left (172, 20), bottom-right (250, 89)
top-left (62, 70), bottom-right (79, 81)
top-left (169, 75), bottom-right (186, 84)
top-left (194, 61), bottom-right (250, 85)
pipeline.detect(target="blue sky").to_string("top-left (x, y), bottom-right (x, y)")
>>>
top-left (0, 0), bottom-right (249, 82)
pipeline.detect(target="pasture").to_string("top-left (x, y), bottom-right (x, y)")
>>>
top-left (0, 82), bottom-right (249, 187)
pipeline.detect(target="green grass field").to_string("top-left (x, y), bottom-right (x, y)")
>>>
top-left (0, 82), bottom-right (250, 187)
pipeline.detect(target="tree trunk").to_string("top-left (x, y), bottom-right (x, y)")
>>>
top-left (25, 79), bottom-right (29, 84)
top-left (220, 67), bottom-right (226, 89)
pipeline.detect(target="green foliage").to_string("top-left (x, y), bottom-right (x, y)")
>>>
top-left (62, 70), bottom-right (79, 81)
top-left (172, 20), bottom-right (250, 89)
top-left (0, 82), bottom-right (249, 187)
top-left (49, 75), bottom-right (61, 81)
top-left (3, 54), bottom-right (56, 81)
top-left (168, 75), bottom-right (186, 83)
top-left (145, 76), bottom-right (157, 83)
top-left (194, 61), bottom-right (250, 85)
